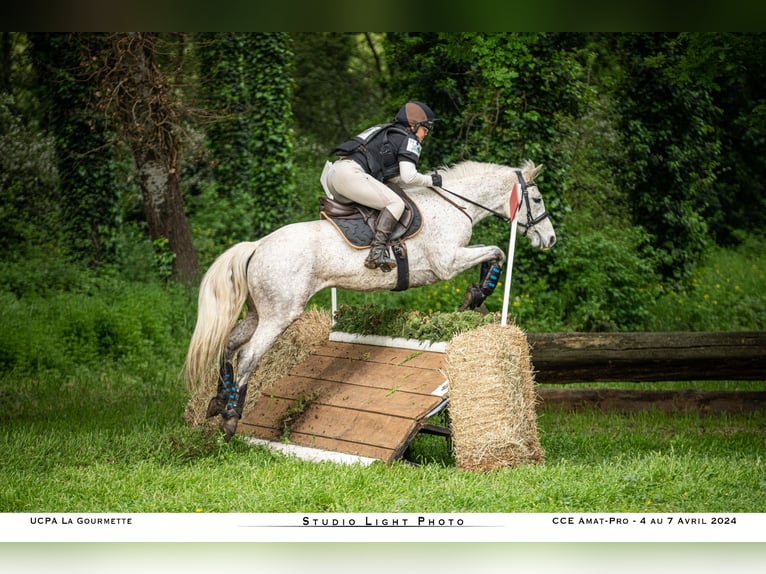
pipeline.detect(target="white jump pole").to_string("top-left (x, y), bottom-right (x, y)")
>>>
top-left (500, 183), bottom-right (521, 327)
top-left (331, 287), bottom-right (337, 326)
top-left (322, 162), bottom-right (339, 328)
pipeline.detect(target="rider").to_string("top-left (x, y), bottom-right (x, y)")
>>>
top-left (325, 101), bottom-right (443, 272)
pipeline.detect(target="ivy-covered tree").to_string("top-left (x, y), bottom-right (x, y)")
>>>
top-left (195, 33), bottom-right (295, 243)
top-left (26, 33), bottom-right (119, 265)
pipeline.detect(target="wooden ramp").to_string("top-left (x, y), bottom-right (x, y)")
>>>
top-left (239, 338), bottom-right (449, 464)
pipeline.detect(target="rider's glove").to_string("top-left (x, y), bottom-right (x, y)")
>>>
top-left (431, 172), bottom-right (443, 187)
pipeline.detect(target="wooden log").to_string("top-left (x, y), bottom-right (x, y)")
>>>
top-left (526, 331), bottom-right (766, 384)
top-left (538, 388), bottom-right (766, 413)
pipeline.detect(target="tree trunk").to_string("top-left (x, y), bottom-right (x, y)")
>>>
top-left (106, 33), bottom-right (199, 282)
top-left (136, 156), bottom-right (199, 283)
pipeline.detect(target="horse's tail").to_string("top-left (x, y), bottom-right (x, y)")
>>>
top-left (183, 241), bottom-right (258, 393)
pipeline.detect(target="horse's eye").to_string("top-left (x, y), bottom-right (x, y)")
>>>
top-left (532, 197), bottom-right (542, 204)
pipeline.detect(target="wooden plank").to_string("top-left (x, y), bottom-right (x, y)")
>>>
top-left (316, 341), bottom-right (446, 370)
top-left (261, 375), bottom-right (444, 419)
top-left (289, 354), bottom-right (446, 395)
top-left (243, 396), bottom-right (432, 446)
top-left (538, 388), bottom-right (766, 413)
top-left (240, 398), bottom-right (423, 462)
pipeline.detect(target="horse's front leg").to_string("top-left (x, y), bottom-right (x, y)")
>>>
top-left (431, 244), bottom-right (505, 281)
top-left (432, 244), bottom-right (506, 311)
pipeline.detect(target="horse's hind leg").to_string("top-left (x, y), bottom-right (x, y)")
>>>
top-left (205, 305), bottom-right (259, 420)
top-left (225, 307), bottom-right (259, 362)
top-left (220, 313), bottom-right (302, 441)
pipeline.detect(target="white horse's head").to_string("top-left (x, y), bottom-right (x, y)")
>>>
top-left (516, 160), bottom-right (556, 250)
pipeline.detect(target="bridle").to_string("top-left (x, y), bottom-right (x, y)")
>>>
top-left (431, 170), bottom-right (550, 234)
top-left (513, 169), bottom-right (550, 236)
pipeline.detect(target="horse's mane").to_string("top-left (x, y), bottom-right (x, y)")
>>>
top-left (441, 159), bottom-right (538, 183)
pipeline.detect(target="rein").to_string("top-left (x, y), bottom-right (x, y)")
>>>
top-left (428, 186), bottom-right (475, 222)
top-left (431, 170), bottom-right (550, 232)
top-left (430, 183), bottom-right (511, 225)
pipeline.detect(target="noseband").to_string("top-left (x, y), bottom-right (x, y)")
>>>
top-left (433, 170), bottom-right (550, 232)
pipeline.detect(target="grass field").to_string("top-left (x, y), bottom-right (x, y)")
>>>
top-left (2, 362), bottom-right (763, 513)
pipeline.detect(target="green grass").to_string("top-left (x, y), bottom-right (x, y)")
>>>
top-left (2, 363), bottom-right (764, 513)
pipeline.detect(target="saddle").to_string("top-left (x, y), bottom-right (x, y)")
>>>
top-left (319, 183), bottom-right (423, 249)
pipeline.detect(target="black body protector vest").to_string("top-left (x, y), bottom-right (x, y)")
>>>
top-left (333, 123), bottom-right (412, 182)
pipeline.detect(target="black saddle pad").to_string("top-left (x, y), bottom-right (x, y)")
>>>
top-left (320, 185), bottom-right (423, 249)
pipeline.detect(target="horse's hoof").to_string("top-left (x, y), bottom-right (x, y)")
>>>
top-left (205, 396), bottom-right (225, 418)
top-left (459, 285), bottom-right (485, 311)
top-left (221, 413), bottom-right (240, 442)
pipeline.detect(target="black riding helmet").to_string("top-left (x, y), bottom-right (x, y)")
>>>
top-left (394, 101), bottom-right (436, 132)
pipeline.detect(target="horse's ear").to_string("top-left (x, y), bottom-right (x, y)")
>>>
top-left (523, 160), bottom-right (543, 182)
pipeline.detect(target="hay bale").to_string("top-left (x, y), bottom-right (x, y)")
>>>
top-left (446, 323), bottom-right (544, 470)
top-left (184, 308), bottom-right (332, 428)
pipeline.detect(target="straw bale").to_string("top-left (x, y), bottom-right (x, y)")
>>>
top-left (184, 308), bottom-right (332, 427)
top-left (446, 323), bottom-right (544, 470)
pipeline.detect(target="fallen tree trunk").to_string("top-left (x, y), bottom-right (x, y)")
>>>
top-left (526, 331), bottom-right (766, 384)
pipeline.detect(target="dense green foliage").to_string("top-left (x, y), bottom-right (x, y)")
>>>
top-left (2, 32), bottom-right (766, 322)
top-left (188, 32), bottom-right (296, 265)
top-left (25, 33), bottom-right (120, 264)
top-left (380, 33), bottom-right (765, 292)
top-left (0, 94), bottom-right (60, 251)
top-left (292, 32), bottom-right (385, 146)
top-left (612, 33), bottom-right (718, 282)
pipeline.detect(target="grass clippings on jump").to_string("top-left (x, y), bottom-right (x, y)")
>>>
top-left (446, 323), bottom-right (544, 471)
top-left (183, 308), bottom-right (332, 428)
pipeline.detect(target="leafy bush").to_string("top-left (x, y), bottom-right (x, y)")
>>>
top-left (333, 304), bottom-right (496, 342)
top-left (544, 226), bottom-right (659, 331)
top-left (0, 260), bottom-right (194, 376)
top-left (645, 232), bottom-right (766, 331)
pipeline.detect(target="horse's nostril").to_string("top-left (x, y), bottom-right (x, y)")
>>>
top-left (549, 235), bottom-right (557, 248)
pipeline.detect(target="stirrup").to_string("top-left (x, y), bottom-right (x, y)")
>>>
top-left (365, 251), bottom-right (397, 271)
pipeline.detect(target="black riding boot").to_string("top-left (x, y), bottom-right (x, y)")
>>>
top-left (364, 208), bottom-right (399, 272)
